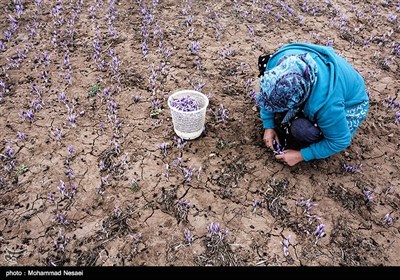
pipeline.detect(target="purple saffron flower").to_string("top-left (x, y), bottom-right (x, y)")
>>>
top-left (384, 185), bottom-right (394, 195)
top-left (51, 128), bottom-right (63, 141)
top-left (5, 146), bottom-right (15, 157)
top-left (49, 192), bottom-right (54, 203)
top-left (109, 100), bottom-right (117, 113)
top-left (314, 224), bottom-right (326, 241)
top-left (173, 157), bottom-right (183, 167)
top-left (25, 110), bottom-right (35, 122)
top-left (210, 104), bottom-right (229, 122)
top-left (68, 114), bottom-right (76, 127)
top-left (184, 229), bottom-right (193, 245)
top-left (70, 183), bottom-right (77, 196)
top-left (182, 166), bottom-right (194, 182)
top-left (57, 91), bottom-right (66, 102)
top-left (343, 163), bottom-right (362, 173)
top-left (174, 136), bottom-right (187, 149)
top-left (67, 145), bottom-right (74, 155)
top-left (247, 25), bottom-right (254, 37)
top-left (4, 30), bottom-right (12, 42)
top-left (31, 99), bottom-right (43, 111)
top-left (207, 222), bottom-right (221, 234)
top-left (43, 51), bottom-right (51, 66)
top-left (53, 214), bottom-right (67, 225)
top-left (130, 178), bottom-right (139, 190)
top-left (113, 140), bottom-right (121, 154)
top-left (252, 199), bottom-right (263, 212)
top-left (281, 235), bottom-right (291, 257)
top-left (178, 200), bottom-right (190, 209)
top-left (296, 197), bottom-right (316, 214)
top-left (58, 180), bottom-right (66, 194)
top-left (17, 131), bottom-right (25, 141)
top-left (132, 95), bottom-right (141, 103)
top-left (363, 189), bottom-right (375, 203)
top-left (383, 213), bottom-right (393, 225)
top-left (388, 14), bottom-right (397, 23)
top-left (103, 88), bottom-right (110, 98)
top-left (218, 47), bottom-right (235, 59)
top-left (272, 139), bottom-right (286, 155)
top-left (159, 142), bottom-right (168, 156)
top-left (97, 160), bottom-right (105, 172)
top-left (189, 41), bottom-right (200, 54)
top-left (141, 41), bottom-right (148, 60)
top-left (151, 98), bottom-right (161, 109)
top-left (8, 160), bottom-right (15, 171)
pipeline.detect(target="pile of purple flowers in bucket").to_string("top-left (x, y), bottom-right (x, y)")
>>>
top-left (170, 95), bottom-right (200, 112)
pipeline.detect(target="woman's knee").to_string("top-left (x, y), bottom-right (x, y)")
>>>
top-left (290, 117), bottom-right (323, 145)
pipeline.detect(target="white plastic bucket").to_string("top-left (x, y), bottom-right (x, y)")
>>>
top-left (168, 90), bottom-right (209, 140)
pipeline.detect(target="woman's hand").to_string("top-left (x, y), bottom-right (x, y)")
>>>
top-left (263, 129), bottom-right (280, 150)
top-left (275, 150), bottom-right (303, 166)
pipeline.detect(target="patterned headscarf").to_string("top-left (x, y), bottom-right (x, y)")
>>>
top-left (257, 53), bottom-right (318, 124)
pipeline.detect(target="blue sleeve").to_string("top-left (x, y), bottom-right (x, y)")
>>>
top-left (300, 103), bottom-right (351, 161)
top-left (260, 106), bottom-right (275, 129)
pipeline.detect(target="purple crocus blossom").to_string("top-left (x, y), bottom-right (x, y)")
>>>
top-left (67, 145), bottom-right (74, 155)
top-left (65, 167), bottom-right (74, 179)
top-left (383, 213), bottom-right (393, 225)
top-left (272, 139), bottom-right (286, 155)
top-left (170, 96), bottom-right (200, 112)
top-left (252, 199), bottom-right (263, 212)
top-left (178, 200), bottom-right (190, 209)
top-left (22, 110), bottom-right (35, 122)
top-left (174, 136), bottom-right (187, 149)
top-left (363, 189), bottom-right (375, 203)
top-left (207, 222), bottom-right (228, 240)
top-left (210, 104), bottom-right (229, 121)
top-left (130, 178), bottom-right (139, 189)
top-left (68, 114), bottom-right (76, 127)
top-left (182, 166), bottom-right (194, 182)
top-left (190, 41), bottom-right (200, 54)
top-left (173, 157), bottom-right (182, 167)
top-left (70, 183), bottom-right (77, 196)
top-left (52, 128), bottom-right (63, 141)
top-left (184, 228), bottom-right (193, 245)
top-left (49, 192), bottom-right (54, 203)
top-left (281, 235), bottom-right (291, 257)
top-left (58, 91), bottom-right (66, 102)
top-left (207, 222), bottom-right (221, 234)
top-left (314, 224), bottom-right (326, 243)
top-left (296, 197), bottom-right (316, 213)
top-left (53, 214), bottom-right (67, 225)
top-left (132, 95), bottom-right (141, 103)
top-left (5, 146), bottom-right (15, 157)
top-left (159, 142), bottom-right (168, 156)
top-left (17, 131), bottom-right (25, 141)
top-left (384, 185), bottom-right (394, 195)
top-left (343, 163), bottom-right (362, 173)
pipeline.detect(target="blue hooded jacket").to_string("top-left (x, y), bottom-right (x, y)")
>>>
top-left (260, 43), bottom-right (369, 161)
